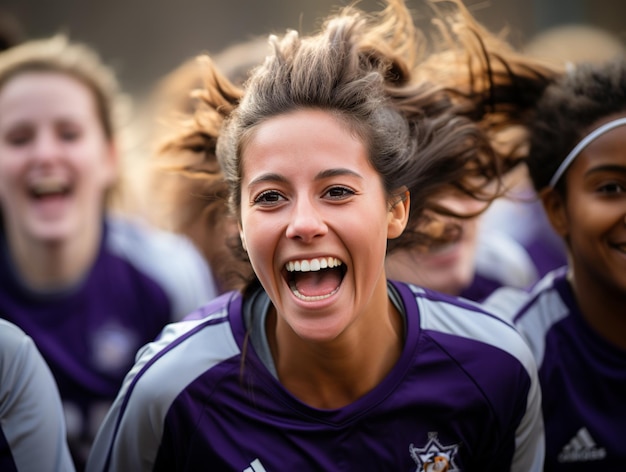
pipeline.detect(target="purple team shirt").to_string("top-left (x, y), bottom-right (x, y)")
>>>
top-left (506, 268), bottom-right (626, 471)
top-left (0, 217), bottom-right (216, 469)
top-left (86, 281), bottom-right (543, 471)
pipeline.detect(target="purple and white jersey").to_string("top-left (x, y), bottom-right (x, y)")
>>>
top-left (484, 267), bottom-right (626, 470)
top-left (0, 319), bottom-right (75, 472)
top-left (0, 216), bottom-right (217, 469)
top-left (461, 228), bottom-right (539, 302)
top-left (480, 186), bottom-right (568, 279)
top-left (87, 281), bottom-right (543, 472)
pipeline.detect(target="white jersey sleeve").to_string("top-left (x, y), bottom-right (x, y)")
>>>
top-left (474, 229), bottom-right (539, 289)
top-left (107, 216), bottom-right (219, 320)
top-left (0, 319), bottom-right (75, 472)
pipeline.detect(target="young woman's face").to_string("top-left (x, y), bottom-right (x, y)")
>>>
top-left (0, 71), bottom-right (116, 243)
top-left (239, 109), bottom-right (407, 342)
top-left (555, 116), bottom-right (626, 293)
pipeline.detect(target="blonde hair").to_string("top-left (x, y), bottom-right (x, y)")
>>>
top-left (0, 35), bottom-right (137, 212)
top-left (144, 42), bottom-right (265, 292)
top-left (0, 34), bottom-right (127, 139)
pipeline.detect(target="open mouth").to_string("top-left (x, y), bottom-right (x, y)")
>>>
top-left (29, 180), bottom-right (72, 200)
top-left (285, 257), bottom-right (346, 301)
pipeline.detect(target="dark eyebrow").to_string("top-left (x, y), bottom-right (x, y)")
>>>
top-left (248, 168), bottom-right (363, 188)
top-left (316, 168), bottom-right (363, 180)
top-left (585, 164), bottom-right (626, 178)
top-left (248, 173), bottom-right (287, 187)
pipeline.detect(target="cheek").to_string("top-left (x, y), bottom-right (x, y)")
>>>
top-left (0, 158), bottom-right (21, 193)
top-left (245, 233), bottom-right (277, 288)
top-left (0, 144), bottom-right (21, 168)
top-left (76, 144), bottom-right (117, 186)
top-left (461, 221), bottom-right (480, 255)
top-left (240, 215), bottom-right (273, 265)
top-left (566, 203), bottom-right (604, 237)
top-left (569, 218), bottom-right (604, 245)
top-left (351, 217), bottom-right (388, 267)
top-left (457, 243), bottom-right (478, 277)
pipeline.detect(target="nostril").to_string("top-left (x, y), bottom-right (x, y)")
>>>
top-left (286, 218), bottom-right (326, 241)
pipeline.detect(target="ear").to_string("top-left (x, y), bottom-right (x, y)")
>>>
top-left (237, 221), bottom-right (247, 251)
top-left (539, 187), bottom-right (569, 238)
top-left (387, 189), bottom-right (410, 239)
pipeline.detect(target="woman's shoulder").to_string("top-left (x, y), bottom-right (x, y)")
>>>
top-left (0, 318), bottom-right (33, 358)
top-left (103, 215), bottom-right (219, 319)
top-left (397, 281), bottom-right (538, 376)
top-left (483, 267), bottom-right (570, 323)
top-left (123, 304), bottom-right (241, 404)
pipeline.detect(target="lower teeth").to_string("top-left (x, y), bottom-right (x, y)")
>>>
top-left (289, 282), bottom-right (339, 301)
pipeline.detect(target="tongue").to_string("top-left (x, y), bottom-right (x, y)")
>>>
top-left (33, 193), bottom-right (69, 219)
top-left (293, 268), bottom-right (342, 297)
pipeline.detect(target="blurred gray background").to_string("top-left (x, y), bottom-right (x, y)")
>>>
top-left (2, 0), bottom-right (625, 98)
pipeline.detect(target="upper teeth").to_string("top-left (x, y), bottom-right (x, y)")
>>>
top-left (286, 257), bottom-right (342, 272)
top-left (31, 181), bottom-right (67, 195)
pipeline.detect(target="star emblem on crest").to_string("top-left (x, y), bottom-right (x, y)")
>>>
top-left (409, 432), bottom-right (460, 472)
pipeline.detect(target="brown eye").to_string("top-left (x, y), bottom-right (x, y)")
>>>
top-left (254, 190), bottom-right (285, 205)
top-left (5, 126), bottom-right (33, 146)
top-left (325, 186), bottom-right (354, 200)
top-left (7, 133), bottom-right (31, 146)
top-left (598, 182), bottom-right (625, 195)
top-left (57, 122), bottom-right (82, 142)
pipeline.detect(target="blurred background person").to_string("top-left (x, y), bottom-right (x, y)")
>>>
top-left (0, 35), bottom-right (217, 469)
top-left (386, 189), bottom-right (539, 301)
top-left (385, 1), bottom-right (558, 301)
top-left (128, 37), bottom-right (270, 293)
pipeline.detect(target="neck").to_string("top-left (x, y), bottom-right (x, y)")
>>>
top-left (268, 287), bottom-right (404, 409)
top-left (6, 220), bottom-right (102, 291)
top-left (569, 268), bottom-right (626, 350)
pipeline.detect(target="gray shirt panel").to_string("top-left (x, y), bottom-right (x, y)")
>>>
top-left (0, 319), bottom-right (75, 472)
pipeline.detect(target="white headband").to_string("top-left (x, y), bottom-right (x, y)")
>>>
top-left (549, 117), bottom-right (626, 187)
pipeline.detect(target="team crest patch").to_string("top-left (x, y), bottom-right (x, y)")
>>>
top-left (91, 322), bottom-right (138, 372)
top-left (409, 432), bottom-right (460, 472)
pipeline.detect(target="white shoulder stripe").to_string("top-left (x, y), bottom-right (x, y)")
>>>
top-left (514, 288), bottom-right (569, 366)
top-left (106, 216), bottom-right (218, 320)
top-left (410, 285), bottom-right (536, 377)
top-left (94, 312), bottom-right (239, 471)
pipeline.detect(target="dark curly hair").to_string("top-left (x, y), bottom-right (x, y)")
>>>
top-left (526, 57), bottom-right (626, 193)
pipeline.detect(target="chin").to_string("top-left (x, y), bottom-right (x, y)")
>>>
top-left (289, 315), bottom-right (348, 344)
top-left (28, 220), bottom-right (77, 244)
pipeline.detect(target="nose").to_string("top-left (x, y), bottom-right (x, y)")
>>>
top-left (285, 197), bottom-right (328, 242)
top-left (31, 128), bottom-right (63, 165)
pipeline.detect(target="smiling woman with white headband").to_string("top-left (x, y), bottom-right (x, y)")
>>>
top-left (484, 56), bottom-right (626, 470)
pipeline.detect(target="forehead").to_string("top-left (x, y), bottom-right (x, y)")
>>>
top-left (0, 71), bottom-right (97, 124)
top-left (572, 119), bottom-right (626, 174)
top-left (241, 109), bottom-right (373, 178)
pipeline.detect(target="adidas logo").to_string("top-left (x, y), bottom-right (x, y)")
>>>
top-left (243, 458), bottom-right (267, 472)
top-left (558, 427), bottom-right (607, 463)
